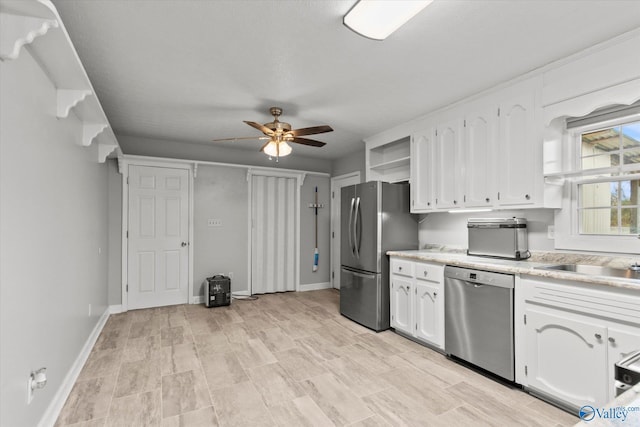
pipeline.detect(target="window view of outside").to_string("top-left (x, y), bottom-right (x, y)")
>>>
top-left (578, 121), bottom-right (640, 235)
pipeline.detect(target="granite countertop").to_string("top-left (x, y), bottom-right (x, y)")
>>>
top-left (387, 248), bottom-right (640, 291)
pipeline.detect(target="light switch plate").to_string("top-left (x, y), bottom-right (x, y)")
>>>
top-left (547, 225), bottom-right (555, 239)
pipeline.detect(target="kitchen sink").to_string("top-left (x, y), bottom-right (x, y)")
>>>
top-left (535, 264), bottom-right (640, 280)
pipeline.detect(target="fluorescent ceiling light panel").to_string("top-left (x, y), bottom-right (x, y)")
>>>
top-left (344, 0), bottom-right (433, 40)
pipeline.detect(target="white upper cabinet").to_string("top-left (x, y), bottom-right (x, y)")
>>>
top-left (464, 106), bottom-right (496, 207)
top-left (496, 85), bottom-right (538, 206)
top-left (365, 136), bottom-right (411, 183)
top-left (434, 118), bottom-right (464, 210)
top-left (410, 129), bottom-right (435, 211)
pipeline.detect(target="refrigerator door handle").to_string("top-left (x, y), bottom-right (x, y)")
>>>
top-left (354, 196), bottom-right (361, 258)
top-left (348, 197), bottom-right (355, 256)
top-left (341, 267), bottom-right (376, 280)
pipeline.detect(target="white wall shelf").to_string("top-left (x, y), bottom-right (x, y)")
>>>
top-left (0, 0), bottom-right (121, 163)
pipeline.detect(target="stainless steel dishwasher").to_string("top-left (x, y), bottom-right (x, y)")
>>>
top-left (444, 265), bottom-right (515, 381)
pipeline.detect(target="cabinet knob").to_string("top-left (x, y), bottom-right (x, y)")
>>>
top-left (423, 271), bottom-right (428, 277)
top-left (454, 200), bottom-right (458, 205)
top-left (407, 286), bottom-right (410, 291)
top-left (433, 292), bottom-right (437, 298)
top-left (398, 266), bottom-right (402, 271)
top-left (525, 194), bottom-right (530, 200)
top-left (427, 202), bottom-right (431, 206)
top-left (595, 333), bottom-right (602, 340)
top-left (486, 198), bottom-right (490, 203)
top-left (609, 337), bottom-right (615, 343)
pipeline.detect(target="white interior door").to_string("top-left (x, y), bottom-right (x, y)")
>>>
top-left (128, 165), bottom-right (189, 309)
top-left (251, 175), bottom-right (297, 294)
top-left (330, 172), bottom-right (360, 289)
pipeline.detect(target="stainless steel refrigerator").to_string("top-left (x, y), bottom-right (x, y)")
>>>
top-left (340, 181), bottom-right (418, 331)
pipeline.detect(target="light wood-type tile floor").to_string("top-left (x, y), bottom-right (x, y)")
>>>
top-left (55, 289), bottom-right (578, 426)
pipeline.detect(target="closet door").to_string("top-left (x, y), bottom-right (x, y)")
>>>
top-left (251, 175), bottom-right (297, 293)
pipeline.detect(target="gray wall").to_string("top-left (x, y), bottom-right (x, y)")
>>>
top-left (332, 147), bottom-right (365, 180)
top-left (193, 165), bottom-right (249, 296)
top-left (119, 134), bottom-right (333, 174)
top-left (418, 209), bottom-right (556, 251)
top-left (299, 175), bottom-right (331, 286)
top-left (1, 50), bottom-right (110, 426)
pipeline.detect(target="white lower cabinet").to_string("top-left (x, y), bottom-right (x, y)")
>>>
top-left (390, 258), bottom-right (444, 349)
top-left (390, 276), bottom-right (413, 335)
top-left (519, 275), bottom-right (640, 410)
top-left (415, 281), bottom-right (442, 344)
top-left (525, 305), bottom-right (608, 408)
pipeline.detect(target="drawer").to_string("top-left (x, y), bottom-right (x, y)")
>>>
top-left (415, 262), bottom-right (443, 282)
top-left (391, 259), bottom-right (413, 277)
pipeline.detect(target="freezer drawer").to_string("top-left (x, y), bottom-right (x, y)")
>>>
top-left (340, 267), bottom-right (388, 331)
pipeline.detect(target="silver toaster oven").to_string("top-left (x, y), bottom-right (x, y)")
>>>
top-left (467, 218), bottom-right (530, 260)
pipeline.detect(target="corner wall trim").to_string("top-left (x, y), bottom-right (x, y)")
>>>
top-left (38, 308), bottom-right (110, 427)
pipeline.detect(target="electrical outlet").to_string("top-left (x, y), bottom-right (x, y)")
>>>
top-left (207, 219), bottom-right (222, 227)
top-left (547, 225), bottom-right (555, 239)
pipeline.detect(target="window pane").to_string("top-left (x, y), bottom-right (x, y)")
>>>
top-left (580, 182), bottom-right (616, 209)
top-left (579, 208), bottom-right (618, 235)
top-left (619, 180), bottom-right (639, 204)
top-left (581, 127), bottom-right (621, 171)
top-left (621, 207), bottom-right (639, 234)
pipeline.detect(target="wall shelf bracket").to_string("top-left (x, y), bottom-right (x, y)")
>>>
top-left (56, 89), bottom-right (91, 118)
top-left (97, 143), bottom-right (118, 163)
top-left (81, 122), bottom-right (107, 147)
top-left (0, 11), bottom-right (58, 61)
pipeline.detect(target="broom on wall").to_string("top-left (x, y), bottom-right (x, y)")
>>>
top-left (313, 186), bottom-right (319, 272)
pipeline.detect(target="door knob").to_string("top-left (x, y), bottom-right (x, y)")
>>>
top-left (181, 242), bottom-right (188, 247)
top-left (609, 337), bottom-right (615, 343)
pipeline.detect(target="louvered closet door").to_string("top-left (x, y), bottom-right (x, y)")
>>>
top-left (251, 175), bottom-right (296, 294)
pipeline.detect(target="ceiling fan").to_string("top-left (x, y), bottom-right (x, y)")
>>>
top-left (212, 107), bottom-right (333, 159)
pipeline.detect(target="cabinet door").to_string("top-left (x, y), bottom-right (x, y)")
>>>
top-left (497, 91), bottom-right (537, 206)
top-left (410, 129), bottom-right (435, 212)
top-left (525, 306), bottom-right (608, 409)
top-left (464, 108), bottom-right (495, 207)
top-left (390, 276), bottom-right (413, 335)
top-left (415, 281), bottom-right (443, 348)
top-left (434, 118), bottom-right (463, 209)
top-left (607, 326), bottom-right (640, 401)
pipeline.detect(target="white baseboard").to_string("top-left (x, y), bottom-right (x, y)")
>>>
top-left (191, 296), bottom-right (204, 304)
top-left (38, 307), bottom-right (111, 427)
top-left (298, 282), bottom-right (332, 292)
top-left (109, 304), bottom-right (123, 314)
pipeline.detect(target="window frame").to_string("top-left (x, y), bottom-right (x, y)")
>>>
top-left (554, 115), bottom-right (640, 254)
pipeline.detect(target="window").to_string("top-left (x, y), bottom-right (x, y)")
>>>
top-left (577, 122), bottom-right (640, 236)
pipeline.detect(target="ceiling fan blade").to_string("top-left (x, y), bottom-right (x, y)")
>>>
top-left (212, 136), bottom-right (269, 142)
top-left (287, 125), bottom-right (333, 137)
top-left (289, 137), bottom-right (326, 147)
top-left (244, 121), bottom-right (275, 136)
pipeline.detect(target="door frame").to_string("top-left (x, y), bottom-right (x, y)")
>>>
top-left (247, 168), bottom-right (305, 295)
top-left (330, 171), bottom-right (361, 289)
top-left (119, 157), bottom-right (194, 312)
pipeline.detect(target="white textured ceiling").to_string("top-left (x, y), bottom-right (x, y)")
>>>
top-left (51, 0), bottom-right (640, 160)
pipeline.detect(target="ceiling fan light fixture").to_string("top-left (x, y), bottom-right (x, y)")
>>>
top-left (343, 0), bottom-right (433, 40)
top-left (263, 140), bottom-right (292, 158)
